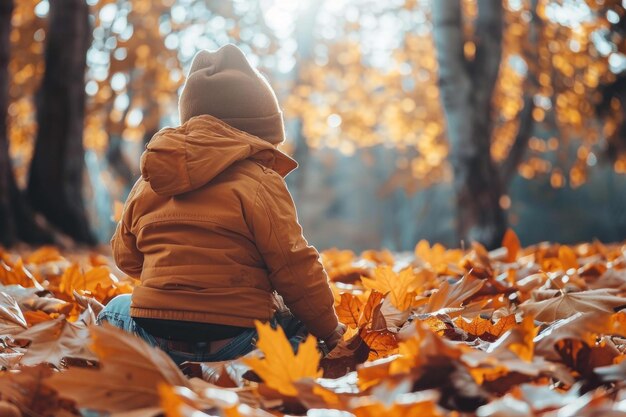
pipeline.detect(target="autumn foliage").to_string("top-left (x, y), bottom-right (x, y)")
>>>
top-left (0, 233), bottom-right (625, 416)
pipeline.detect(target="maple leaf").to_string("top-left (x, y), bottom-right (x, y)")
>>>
top-left (0, 292), bottom-right (27, 335)
top-left (454, 314), bottom-right (517, 342)
top-left (21, 295), bottom-right (72, 315)
top-left (459, 243), bottom-right (494, 279)
top-left (501, 229), bottom-right (521, 263)
top-left (47, 323), bottom-right (190, 413)
top-left (0, 365), bottom-right (74, 416)
top-left (534, 311), bottom-right (626, 358)
top-left (361, 249), bottom-right (395, 265)
top-left (422, 275), bottom-right (484, 316)
top-left (519, 289), bottom-right (626, 322)
top-left (361, 266), bottom-right (426, 311)
top-left (351, 387), bottom-right (444, 417)
top-left (23, 310), bottom-right (54, 326)
top-left (0, 259), bottom-right (43, 290)
top-left (389, 321), bottom-right (463, 376)
top-left (16, 318), bottom-right (95, 367)
top-left (336, 293), bottom-right (363, 329)
top-left (558, 245), bottom-right (578, 271)
top-left (336, 291), bottom-right (384, 330)
top-left (243, 321), bottom-right (322, 396)
top-left (415, 240), bottom-right (463, 274)
top-left (72, 290), bottom-right (104, 317)
top-left (361, 329), bottom-right (398, 360)
top-left (59, 263), bottom-right (115, 297)
top-left (25, 246), bottom-right (64, 265)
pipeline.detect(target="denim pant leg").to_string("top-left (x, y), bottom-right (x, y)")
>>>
top-left (96, 294), bottom-right (158, 348)
top-left (272, 310), bottom-right (309, 351)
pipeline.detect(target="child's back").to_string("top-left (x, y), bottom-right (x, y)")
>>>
top-left (104, 45), bottom-right (341, 362)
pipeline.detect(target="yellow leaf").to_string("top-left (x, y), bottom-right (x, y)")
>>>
top-left (415, 240), bottom-right (463, 273)
top-left (361, 266), bottom-right (424, 311)
top-left (243, 321), bottom-right (322, 396)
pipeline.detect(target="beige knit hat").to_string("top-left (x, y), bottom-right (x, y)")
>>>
top-left (178, 44), bottom-right (285, 145)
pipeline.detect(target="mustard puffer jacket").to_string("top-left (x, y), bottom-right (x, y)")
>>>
top-left (111, 114), bottom-right (338, 338)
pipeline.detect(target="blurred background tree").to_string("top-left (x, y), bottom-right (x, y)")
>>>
top-left (2, 0), bottom-right (626, 250)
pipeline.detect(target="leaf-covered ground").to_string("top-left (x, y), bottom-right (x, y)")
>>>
top-left (2, 231), bottom-right (626, 416)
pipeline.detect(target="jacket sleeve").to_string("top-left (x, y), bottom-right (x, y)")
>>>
top-left (111, 217), bottom-right (143, 279)
top-left (250, 171), bottom-right (338, 339)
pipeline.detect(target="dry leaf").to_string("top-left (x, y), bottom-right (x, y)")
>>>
top-left (454, 315), bottom-right (517, 342)
top-left (0, 292), bottom-right (27, 335)
top-left (423, 275), bottom-right (484, 316)
top-left (47, 324), bottom-right (190, 412)
top-left (520, 289), bottom-right (626, 322)
top-left (361, 267), bottom-right (425, 311)
top-left (17, 318), bottom-right (95, 367)
top-left (502, 229), bottom-right (521, 263)
top-left (243, 321), bottom-right (322, 396)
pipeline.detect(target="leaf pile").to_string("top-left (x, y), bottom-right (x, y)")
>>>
top-left (3, 234), bottom-right (626, 416)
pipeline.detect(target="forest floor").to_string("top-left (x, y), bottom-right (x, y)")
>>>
top-left (1, 231), bottom-right (626, 416)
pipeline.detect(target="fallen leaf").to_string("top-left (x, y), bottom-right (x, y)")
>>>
top-left (243, 321), bottom-right (322, 396)
top-left (336, 293), bottom-right (363, 329)
top-left (454, 315), bottom-right (517, 342)
top-left (502, 229), bottom-right (521, 263)
top-left (519, 289), bottom-right (626, 322)
top-left (361, 267), bottom-right (425, 311)
top-left (47, 324), bottom-right (190, 412)
top-left (16, 318), bottom-right (95, 367)
top-left (0, 292), bottom-right (27, 335)
top-left (422, 275), bottom-right (484, 316)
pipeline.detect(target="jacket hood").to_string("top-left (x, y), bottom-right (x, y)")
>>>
top-left (140, 115), bottom-right (297, 197)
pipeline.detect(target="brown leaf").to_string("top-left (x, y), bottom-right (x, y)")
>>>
top-left (46, 324), bottom-right (190, 413)
top-left (21, 296), bottom-right (73, 315)
top-left (519, 289), bottom-right (626, 322)
top-left (0, 365), bottom-right (75, 416)
top-left (16, 318), bottom-right (95, 367)
top-left (72, 290), bottom-right (104, 317)
top-left (422, 275), bottom-right (485, 316)
top-left (0, 292), bottom-right (27, 335)
top-left (360, 329), bottom-right (398, 360)
top-left (320, 332), bottom-right (370, 379)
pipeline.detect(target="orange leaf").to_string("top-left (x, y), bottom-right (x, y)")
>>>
top-left (502, 229), bottom-right (521, 263)
top-left (361, 329), bottom-right (398, 360)
top-left (455, 314), bottom-right (517, 341)
top-left (558, 245), bottom-right (578, 271)
top-left (336, 293), bottom-right (363, 329)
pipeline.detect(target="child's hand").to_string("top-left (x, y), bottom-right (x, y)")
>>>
top-left (323, 323), bottom-right (347, 352)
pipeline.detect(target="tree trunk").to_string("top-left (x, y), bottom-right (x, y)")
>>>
top-left (0, 0), bottom-right (16, 246)
top-left (500, 0), bottom-right (539, 186)
top-left (27, 0), bottom-right (95, 245)
top-left (432, 0), bottom-right (506, 249)
top-left (0, 0), bottom-right (53, 246)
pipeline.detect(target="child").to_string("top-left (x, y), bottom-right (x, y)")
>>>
top-left (98, 44), bottom-right (344, 365)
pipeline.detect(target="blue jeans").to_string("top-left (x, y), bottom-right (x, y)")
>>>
top-left (96, 294), bottom-right (316, 365)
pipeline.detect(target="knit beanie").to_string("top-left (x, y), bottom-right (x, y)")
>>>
top-left (178, 44), bottom-right (285, 145)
